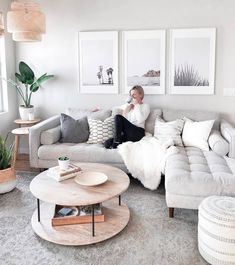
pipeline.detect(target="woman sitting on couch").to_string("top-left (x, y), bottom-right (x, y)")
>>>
top-left (104, 85), bottom-right (150, 149)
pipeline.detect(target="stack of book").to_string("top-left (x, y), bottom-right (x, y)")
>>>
top-left (52, 203), bottom-right (104, 226)
top-left (48, 164), bottom-right (82, 181)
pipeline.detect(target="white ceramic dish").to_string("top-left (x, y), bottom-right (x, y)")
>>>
top-left (74, 171), bottom-right (108, 186)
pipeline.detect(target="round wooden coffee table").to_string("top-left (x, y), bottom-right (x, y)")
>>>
top-left (30, 163), bottom-right (130, 245)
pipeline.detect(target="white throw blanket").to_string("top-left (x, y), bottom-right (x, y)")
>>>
top-left (118, 136), bottom-right (179, 190)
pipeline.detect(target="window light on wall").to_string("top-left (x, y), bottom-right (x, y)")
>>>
top-left (7, 1), bottom-right (45, 42)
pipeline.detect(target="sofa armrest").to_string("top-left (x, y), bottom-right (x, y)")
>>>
top-left (41, 125), bottom-right (61, 145)
top-left (29, 115), bottom-right (60, 167)
top-left (220, 119), bottom-right (235, 158)
top-left (208, 130), bottom-right (229, 156)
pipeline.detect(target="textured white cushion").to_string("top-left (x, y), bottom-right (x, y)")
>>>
top-left (208, 130), bottom-right (229, 156)
top-left (165, 146), bottom-right (235, 198)
top-left (87, 116), bottom-right (114, 144)
top-left (154, 118), bottom-right (184, 146)
top-left (182, 118), bottom-right (214, 151)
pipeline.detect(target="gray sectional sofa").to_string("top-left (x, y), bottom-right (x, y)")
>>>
top-left (29, 108), bottom-right (235, 217)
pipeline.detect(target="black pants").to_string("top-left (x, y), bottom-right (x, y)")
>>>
top-left (104, 114), bottom-right (145, 148)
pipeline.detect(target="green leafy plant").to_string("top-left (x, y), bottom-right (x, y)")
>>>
top-left (8, 61), bottom-right (54, 107)
top-left (58, 156), bottom-right (69, 161)
top-left (0, 134), bottom-right (13, 170)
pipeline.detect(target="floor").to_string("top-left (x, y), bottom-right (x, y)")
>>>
top-left (0, 169), bottom-right (208, 265)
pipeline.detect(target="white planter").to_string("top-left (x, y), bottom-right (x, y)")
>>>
top-left (19, 105), bottom-right (34, 121)
top-left (0, 179), bottom-right (17, 194)
top-left (58, 158), bottom-right (70, 171)
top-left (0, 167), bottom-right (16, 194)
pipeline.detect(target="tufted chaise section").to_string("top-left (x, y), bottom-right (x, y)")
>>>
top-left (165, 146), bottom-right (235, 211)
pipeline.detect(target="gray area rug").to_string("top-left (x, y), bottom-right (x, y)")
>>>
top-left (0, 172), bottom-right (208, 265)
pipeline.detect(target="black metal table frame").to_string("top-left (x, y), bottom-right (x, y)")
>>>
top-left (36, 195), bottom-right (121, 237)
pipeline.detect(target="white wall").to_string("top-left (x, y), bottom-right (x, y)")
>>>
top-left (15, 0), bottom-right (235, 123)
top-left (0, 0), bottom-right (17, 139)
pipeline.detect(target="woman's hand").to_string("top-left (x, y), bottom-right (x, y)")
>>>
top-left (129, 104), bottom-right (135, 110)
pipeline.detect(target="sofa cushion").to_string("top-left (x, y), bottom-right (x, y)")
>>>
top-left (165, 146), bottom-right (235, 198)
top-left (182, 118), bottom-right (214, 151)
top-left (66, 108), bottom-right (111, 121)
top-left (145, 109), bottom-right (162, 134)
top-left (162, 109), bottom-right (219, 129)
top-left (208, 130), bottom-right (229, 156)
top-left (154, 118), bottom-right (184, 146)
top-left (38, 142), bottom-right (123, 164)
top-left (87, 116), bottom-right (114, 144)
top-left (41, 125), bottom-right (61, 145)
top-left (60, 114), bottom-right (89, 143)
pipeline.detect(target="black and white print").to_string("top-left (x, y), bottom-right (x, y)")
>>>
top-left (170, 28), bottom-right (216, 95)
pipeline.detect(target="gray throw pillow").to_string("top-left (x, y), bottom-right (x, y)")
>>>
top-left (60, 113), bottom-right (89, 143)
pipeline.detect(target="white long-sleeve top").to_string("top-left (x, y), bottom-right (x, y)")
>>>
top-left (121, 103), bottom-right (150, 129)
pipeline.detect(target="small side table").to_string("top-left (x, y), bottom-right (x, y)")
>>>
top-left (14, 118), bottom-right (41, 128)
top-left (11, 127), bottom-right (30, 169)
top-left (12, 118), bottom-right (41, 169)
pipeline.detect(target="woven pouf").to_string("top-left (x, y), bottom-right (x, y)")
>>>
top-left (198, 196), bottom-right (235, 265)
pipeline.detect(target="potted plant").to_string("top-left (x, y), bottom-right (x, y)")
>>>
top-left (0, 134), bottom-right (16, 194)
top-left (9, 61), bottom-right (54, 120)
top-left (58, 156), bottom-right (70, 171)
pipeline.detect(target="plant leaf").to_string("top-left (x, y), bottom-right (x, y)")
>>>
top-left (30, 83), bottom-right (39, 92)
top-left (0, 135), bottom-right (13, 169)
top-left (15, 73), bottom-right (26, 83)
top-left (35, 74), bottom-right (54, 85)
top-left (30, 74), bottom-right (54, 92)
top-left (19, 61), bottom-right (35, 85)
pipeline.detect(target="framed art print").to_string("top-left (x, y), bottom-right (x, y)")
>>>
top-left (169, 28), bottom-right (216, 95)
top-left (79, 31), bottom-right (118, 94)
top-left (122, 30), bottom-right (166, 94)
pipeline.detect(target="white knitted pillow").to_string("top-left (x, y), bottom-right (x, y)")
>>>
top-left (154, 118), bottom-right (185, 146)
top-left (87, 116), bottom-right (114, 144)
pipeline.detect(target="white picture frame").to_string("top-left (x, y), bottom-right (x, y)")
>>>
top-left (78, 31), bottom-right (118, 94)
top-left (122, 30), bottom-right (166, 94)
top-left (169, 28), bottom-right (216, 95)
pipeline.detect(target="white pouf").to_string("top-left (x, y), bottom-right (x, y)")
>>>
top-left (198, 196), bottom-right (235, 265)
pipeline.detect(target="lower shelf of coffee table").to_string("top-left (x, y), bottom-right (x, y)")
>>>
top-left (31, 198), bottom-right (130, 245)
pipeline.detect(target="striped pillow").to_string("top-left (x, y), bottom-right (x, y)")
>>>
top-left (87, 116), bottom-right (114, 144)
top-left (154, 118), bottom-right (185, 146)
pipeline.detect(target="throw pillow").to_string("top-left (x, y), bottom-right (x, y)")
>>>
top-left (182, 118), bottom-right (214, 151)
top-left (87, 116), bottom-right (114, 144)
top-left (154, 118), bottom-right (185, 146)
top-left (60, 113), bottom-right (89, 143)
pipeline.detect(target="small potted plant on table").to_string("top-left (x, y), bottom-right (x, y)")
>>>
top-left (0, 135), bottom-right (16, 194)
top-left (58, 156), bottom-right (70, 171)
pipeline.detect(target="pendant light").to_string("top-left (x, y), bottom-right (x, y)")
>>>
top-left (7, 1), bottom-right (45, 42)
top-left (0, 12), bottom-right (4, 37)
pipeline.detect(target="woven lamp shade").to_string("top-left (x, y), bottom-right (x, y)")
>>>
top-left (7, 1), bottom-right (45, 42)
top-left (0, 12), bottom-right (4, 36)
